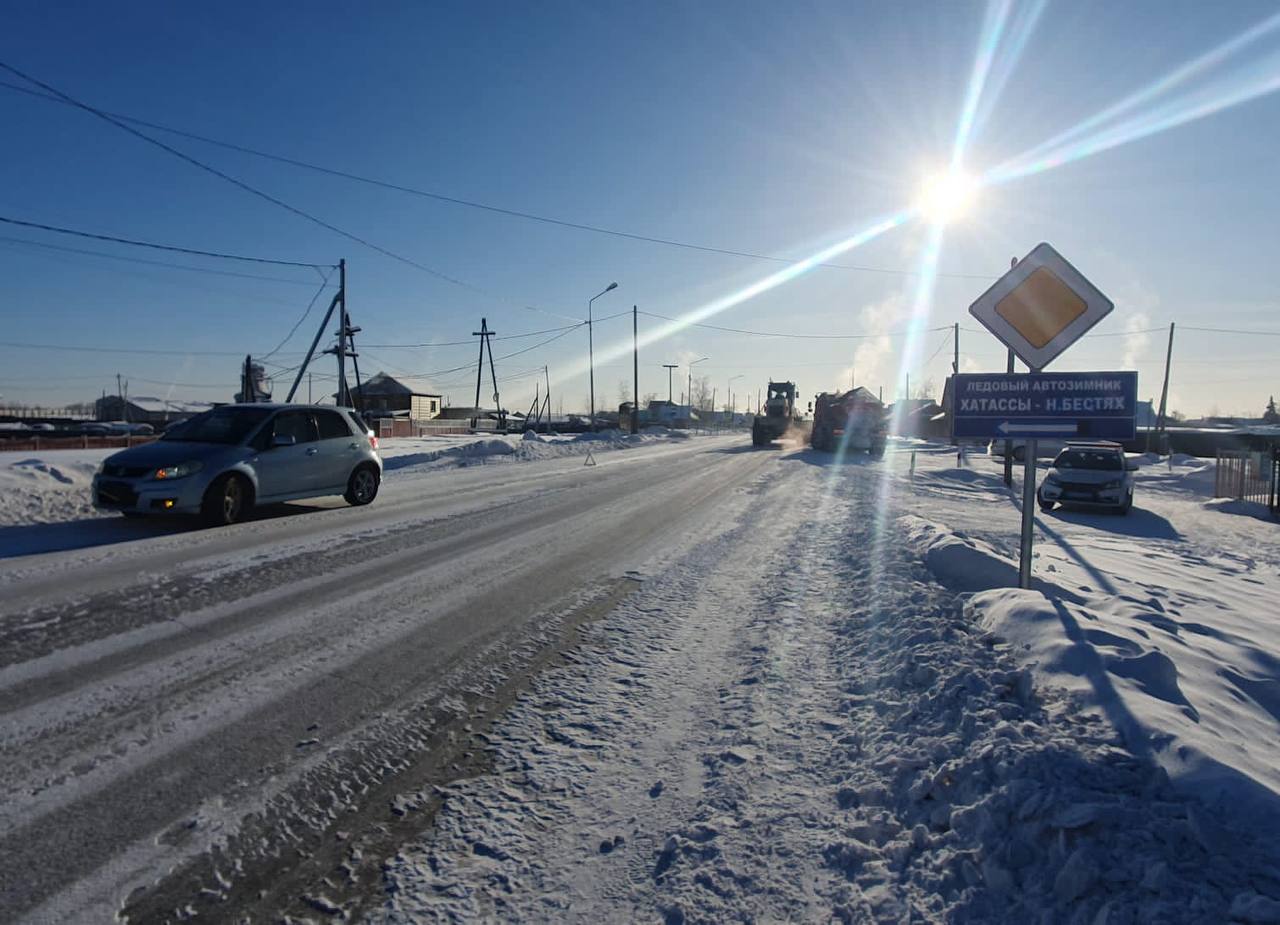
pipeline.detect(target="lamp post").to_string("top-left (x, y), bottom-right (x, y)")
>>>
top-left (728, 374), bottom-right (743, 424)
top-left (688, 356), bottom-right (708, 411)
top-left (588, 282), bottom-right (618, 429)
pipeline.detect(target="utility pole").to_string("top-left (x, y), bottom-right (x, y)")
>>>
top-left (954, 322), bottom-right (961, 467)
top-left (633, 307), bottom-right (640, 434)
top-left (472, 318), bottom-right (502, 429)
top-left (662, 364), bottom-right (677, 403)
top-left (1003, 256), bottom-right (1020, 487)
top-left (905, 372), bottom-right (910, 402)
top-left (336, 259), bottom-right (347, 406)
top-left (308, 373), bottom-right (313, 404)
top-left (116, 373), bottom-right (125, 422)
top-left (1003, 347), bottom-right (1015, 487)
top-left (544, 365), bottom-right (552, 434)
top-left (1156, 322), bottom-right (1175, 450)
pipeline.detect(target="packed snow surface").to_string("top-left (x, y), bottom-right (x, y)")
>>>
top-left (371, 445), bottom-right (1280, 923)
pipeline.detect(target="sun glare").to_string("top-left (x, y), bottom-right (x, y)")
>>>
top-left (918, 169), bottom-right (978, 225)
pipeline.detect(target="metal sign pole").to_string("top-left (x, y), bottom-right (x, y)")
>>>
top-left (1019, 436), bottom-right (1037, 589)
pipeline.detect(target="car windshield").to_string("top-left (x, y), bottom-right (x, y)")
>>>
top-left (161, 407), bottom-right (272, 444)
top-left (1054, 449), bottom-right (1123, 471)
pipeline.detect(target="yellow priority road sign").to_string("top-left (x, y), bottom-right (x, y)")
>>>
top-left (968, 242), bottom-right (1113, 370)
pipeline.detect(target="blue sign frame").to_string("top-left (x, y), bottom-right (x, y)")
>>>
top-left (951, 371), bottom-right (1138, 441)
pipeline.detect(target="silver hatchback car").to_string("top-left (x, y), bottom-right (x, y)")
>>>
top-left (93, 404), bottom-right (383, 525)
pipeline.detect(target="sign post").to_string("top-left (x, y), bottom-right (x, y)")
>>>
top-left (964, 242), bottom-right (1121, 590)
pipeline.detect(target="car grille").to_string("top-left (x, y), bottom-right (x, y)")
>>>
top-left (102, 464), bottom-right (150, 478)
top-left (96, 480), bottom-right (138, 508)
top-left (1057, 481), bottom-right (1102, 499)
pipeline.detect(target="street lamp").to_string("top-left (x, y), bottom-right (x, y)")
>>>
top-left (688, 356), bottom-right (708, 410)
top-left (728, 374), bottom-right (743, 422)
top-left (588, 282), bottom-right (618, 429)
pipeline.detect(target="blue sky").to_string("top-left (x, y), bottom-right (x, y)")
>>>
top-left (3, 0), bottom-right (1280, 417)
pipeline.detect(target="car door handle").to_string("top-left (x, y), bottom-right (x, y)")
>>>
top-left (348, 442), bottom-right (360, 449)
top-left (306, 447), bottom-right (319, 455)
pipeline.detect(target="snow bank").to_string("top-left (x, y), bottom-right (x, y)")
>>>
top-left (971, 588), bottom-right (1280, 833)
top-left (900, 515), bottom-right (1018, 591)
top-left (0, 451), bottom-right (110, 527)
top-left (382, 429), bottom-right (676, 473)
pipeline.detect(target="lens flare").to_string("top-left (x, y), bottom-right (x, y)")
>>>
top-left (917, 170), bottom-right (978, 225)
top-left (563, 212), bottom-right (910, 381)
top-left (990, 9), bottom-right (1280, 182)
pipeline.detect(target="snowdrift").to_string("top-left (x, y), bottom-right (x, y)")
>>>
top-left (970, 588), bottom-right (1280, 834)
top-left (900, 515), bottom-right (1018, 591)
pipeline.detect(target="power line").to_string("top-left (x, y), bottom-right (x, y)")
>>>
top-left (261, 271), bottom-right (335, 360)
top-left (0, 62), bottom-right (477, 288)
top-left (637, 309), bottom-right (949, 340)
top-left (1180, 325), bottom-right (1280, 337)
top-left (408, 324), bottom-right (586, 380)
top-left (0, 215), bottom-right (329, 269)
top-left (360, 322), bottom-right (584, 349)
top-left (0, 339), bottom-right (303, 358)
top-left (0, 233), bottom-right (331, 284)
top-left (0, 76), bottom-right (995, 282)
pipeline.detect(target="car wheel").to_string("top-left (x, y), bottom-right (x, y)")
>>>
top-left (1118, 493), bottom-right (1133, 515)
top-left (201, 473), bottom-right (250, 526)
top-left (344, 465), bottom-right (380, 506)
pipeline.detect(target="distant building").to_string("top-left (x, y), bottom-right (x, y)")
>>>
top-left (347, 372), bottom-right (443, 422)
top-left (94, 395), bottom-right (216, 428)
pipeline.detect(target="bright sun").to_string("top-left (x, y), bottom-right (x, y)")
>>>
top-left (918, 169), bottom-right (978, 225)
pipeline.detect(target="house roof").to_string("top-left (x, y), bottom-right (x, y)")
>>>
top-left (103, 395), bottom-right (216, 415)
top-left (351, 372), bottom-right (441, 397)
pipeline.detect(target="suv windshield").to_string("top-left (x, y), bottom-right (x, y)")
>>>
top-left (162, 407), bottom-right (273, 445)
top-left (1053, 449), bottom-right (1123, 471)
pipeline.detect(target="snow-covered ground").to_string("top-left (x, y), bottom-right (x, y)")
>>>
top-left (898, 446), bottom-right (1280, 838)
top-left (6, 435), bottom-right (1280, 922)
top-left (369, 443), bottom-right (1280, 923)
top-left (0, 428), bottom-right (689, 528)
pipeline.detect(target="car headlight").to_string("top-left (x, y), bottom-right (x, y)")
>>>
top-left (1102, 479), bottom-right (1120, 490)
top-left (1045, 473), bottom-right (1061, 485)
top-left (153, 460), bottom-right (204, 480)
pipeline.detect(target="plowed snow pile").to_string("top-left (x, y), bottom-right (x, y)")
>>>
top-left (903, 447), bottom-right (1280, 837)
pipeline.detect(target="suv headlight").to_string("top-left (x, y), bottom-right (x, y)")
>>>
top-left (1045, 473), bottom-right (1061, 485)
top-left (1102, 479), bottom-right (1121, 490)
top-left (154, 460), bottom-right (204, 481)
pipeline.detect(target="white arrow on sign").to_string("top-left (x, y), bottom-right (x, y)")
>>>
top-left (997, 421), bottom-right (1077, 435)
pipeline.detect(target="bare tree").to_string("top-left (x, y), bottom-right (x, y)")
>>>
top-left (618, 379), bottom-right (632, 405)
top-left (640, 391), bottom-right (659, 407)
top-left (690, 375), bottom-right (713, 410)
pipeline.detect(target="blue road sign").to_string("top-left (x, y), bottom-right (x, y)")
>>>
top-left (951, 371), bottom-right (1138, 441)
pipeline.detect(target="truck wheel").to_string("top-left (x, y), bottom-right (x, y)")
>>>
top-left (201, 473), bottom-right (251, 526)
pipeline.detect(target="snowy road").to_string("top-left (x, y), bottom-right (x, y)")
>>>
top-left (0, 434), bottom-right (763, 922)
top-left (3, 436), bottom-right (1279, 924)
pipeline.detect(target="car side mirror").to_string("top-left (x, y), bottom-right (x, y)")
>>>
top-left (272, 434), bottom-right (297, 448)
top-left (1125, 460), bottom-right (1138, 471)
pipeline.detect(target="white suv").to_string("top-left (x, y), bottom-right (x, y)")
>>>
top-left (1038, 442), bottom-right (1137, 515)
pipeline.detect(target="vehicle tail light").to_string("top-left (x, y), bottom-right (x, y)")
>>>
top-left (369, 435), bottom-right (379, 451)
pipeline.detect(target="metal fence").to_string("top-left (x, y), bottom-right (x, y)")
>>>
top-left (1215, 449), bottom-right (1273, 505)
top-left (377, 418), bottom-right (504, 438)
top-left (0, 435), bottom-right (158, 452)
top-left (1272, 448), bottom-right (1280, 516)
